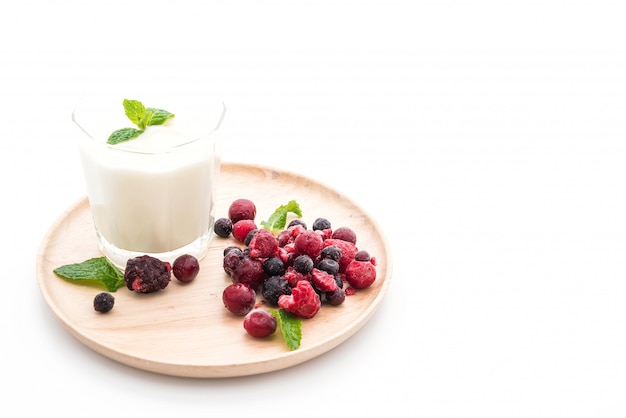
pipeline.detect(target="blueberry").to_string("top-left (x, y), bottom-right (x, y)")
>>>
top-left (293, 254), bottom-right (314, 274)
top-left (312, 217), bottom-right (331, 231)
top-left (263, 256), bottom-right (285, 277)
top-left (317, 258), bottom-right (339, 276)
top-left (262, 276), bottom-right (292, 306)
top-left (214, 217), bottom-right (233, 238)
top-left (93, 292), bottom-right (115, 313)
top-left (321, 245), bottom-right (342, 261)
top-left (287, 219), bottom-right (307, 229)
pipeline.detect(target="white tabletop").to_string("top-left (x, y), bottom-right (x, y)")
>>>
top-left (2, 0), bottom-right (626, 416)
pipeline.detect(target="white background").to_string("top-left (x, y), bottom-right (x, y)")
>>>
top-left (2, 0), bottom-right (626, 416)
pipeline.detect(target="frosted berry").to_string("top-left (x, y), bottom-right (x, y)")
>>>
top-left (278, 280), bottom-right (321, 319)
top-left (293, 254), bottom-right (314, 274)
top-left (243, 310), bottom-right (277, 338)
top-left (124, 255), bottom-right (171, 293)
top-left (312, 217), bottom-right (331, 231)
top-left (172, 254), bottom-right (199, 283)
top-left (223, 248), bottom-right (243, 276)
top-left (345, 260), bottom-right (377, 289)
top-left (316, 258), bottom-right (339, 276)
top-left (232, 219), bottom-right (258, 243)
top-left (263, 256), bottom-right (285, 277)
top-left (223, 283), bottom-right (257, 315)
top-left (323, 239), bottom-right (358, 272)
top-left (332, 226), bottom-right (357, 244)
top-left (326, 288), bottom-right (346, 306)
top-left (214, 217), bottom-right (233, 238)
top-left (294, 230), bottom-right (324, 258)
top-left (93, 292), bottom-right (115, 313)
top-left (320, 245), bottom-right (342, 261)
top-left (287, 219), bottom-right (307, 229)
top-left (231, 256), bottom-right (266, 290)
top-left (355, 250), bottom-right (371, 262)
top-left (261, 275), bottom-right (292, 306)
top-left (248, 229), bottom-right (279, 259)
top-left (228, 198), bottom-right (257, 223)
top-left (244, 229), bottom-right (258, 246)
top-left (311, 268), bottom-right (338, 292)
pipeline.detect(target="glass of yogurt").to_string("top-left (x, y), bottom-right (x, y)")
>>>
top-left (72, 91), bottom-right (225, 267)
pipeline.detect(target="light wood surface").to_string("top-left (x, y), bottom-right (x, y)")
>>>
top-left (36, 162), bottom-right (392, 378)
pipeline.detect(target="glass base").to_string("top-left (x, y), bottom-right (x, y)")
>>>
top-left (97, 230), bottom-right (214, 269)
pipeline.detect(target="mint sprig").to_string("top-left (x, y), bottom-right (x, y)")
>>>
top-left (53, 257), bottom-right (125, 292)
top-left (260, 200), bottom-right (303, 234)
top-left (107, 99), bottom-right (175, 145)
top-left (270, 308), bottom-right (302, 350)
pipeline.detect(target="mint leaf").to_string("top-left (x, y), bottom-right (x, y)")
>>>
top-left (260, 200), bottom-right (303, 234)
top-left (108, 99), bottom-right (175, 145)
top-left (123, 99), bottom-right (146, 125)
top-left (147, 107), bottom-right (175, 126)
top-left (107, 127), bottom-right (144, 145)
top-left (54, 257), bottom-right (125, 292)
top-left (270, 308), bottom-right (302, 350)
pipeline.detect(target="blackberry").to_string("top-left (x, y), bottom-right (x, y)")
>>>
top-left (293, 254), bottom-right (314, 274)
top-left (214, 217), bottom-right (233, 238)
top-left (261, 275), bottom-right (292, 306)
top-left (312, 217), bottom-right (331, 231)
top-left (263, 256), bottom-right (285, 277)
top-left (124, 255), bottom-right (171, 293)
top-left (93, 292), bottom-right (115, 313)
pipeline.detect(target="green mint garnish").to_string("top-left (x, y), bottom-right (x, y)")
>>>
top-left (260, 200), bottom-right (303, 234)
top-left (53, 257), bottom-right (125, 292)
top-left (106, 99), bottom-right (175, 145)
top-left (270, 308), bottom-right (302, 350)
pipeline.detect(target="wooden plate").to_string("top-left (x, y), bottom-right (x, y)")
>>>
top-left (36, 162), bottom-right (392, 378)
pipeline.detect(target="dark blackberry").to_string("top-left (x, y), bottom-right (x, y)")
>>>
top-left (316, 258), bottom-right (339, 276)
top-left (261, 275), bottom-right (292, 306)
top-left (312, 217), bottom-right (331, 231)
top-left (124, 255), bottom-right (171, 293)
top-left (287, 219), bottom-right (307, 229)
top-left (214, 217), bottom-right (233, 238)
top-left (293, 254), bottom-right (314, 274)
top-left (320, 245), bottom-right (342, 262)
top-left (263, 256), bottom-right (285, 277)
top-left (93, 292), bottom-right (115, 313)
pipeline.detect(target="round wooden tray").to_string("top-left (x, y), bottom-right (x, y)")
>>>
top-left (36, 162), bottom-right (392, 378)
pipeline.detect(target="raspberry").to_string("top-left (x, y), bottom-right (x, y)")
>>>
top-left (124, 255), bottom-right (171, 293)
top-left (232, 219), bottom-right (258, 243)
top-left (278, 280), bottom-right (321, 319)
top-left (93, 292), bottom-right (115, 313)
top-left (323, 239), bottom-right (358, 272)
top-left (223, 283), bottom-right (257, 315)
top-left (243, 310), bottom-right (277, 338)
top-left (248, 229), bottom-right (279, 259)
top-left (345, 260), bottom-right (377, 289)
top-left (284, 265), bottom-right (310, 287)
top-left (172, 254), bottom-right (200, 283)
top-left (214, 217), bottom-right (233, 238)
top-left (231, 256), bottom-right (266, 290)
top-left (294, 230), bottom-right (324, 258)
top-left (332, 226), bottom-right (357, 244)
top-left (228, 198), bottom-right (257, 223)
top-left (311, 268), bottom-right (338, 292)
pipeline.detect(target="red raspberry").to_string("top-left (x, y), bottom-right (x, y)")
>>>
top-left (248, 229), bottom-right (279, 259)
top-left (294, 230), bottom-right (324, 258)
top-left (277, 224), bottom-right (305, 247)
top-left (228, 198), bottom-right (257, 223)
top-left (311, 268), bottom-right (338, 292)
top-left (345, 260), bottom-right (376, 289)
top-left (278, 280), bottom-right (321, 319)
top-left (232, 219), bottom-right (257, 243)
top-left (284, 265), bottom-right (310, 287)
top-left (322, 238), bottom-right (358, 272)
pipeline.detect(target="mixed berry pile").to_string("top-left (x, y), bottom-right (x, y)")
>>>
top-left (216, 198), bottom-right (377, 338)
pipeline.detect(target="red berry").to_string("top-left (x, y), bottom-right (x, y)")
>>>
top-left (278, 280), bottom-right (321, 319)
top-left (331, 226), bottom-right (357, 244)
top-left (231, 256), bottom-right (266, 290)
top-left (311, 268), bottom-right (338, 292)
top-left (243, 310), bottom-right (277, 337)
top-left (248, 229), bottom-right (279, 259)
top-left (232, 219), bottom-right (258, 243)
top-left (345, 260), bottom-right (376, 289)
top-left (228, 198), bottom-right (257, 223)
top-left (222, 283), bottom-right (257, 315)
top-left (294, 230), bottom-right (324, 258)
top-left (172, 254), bottom-right (200, 283)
